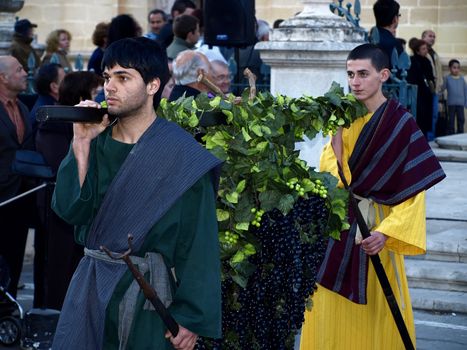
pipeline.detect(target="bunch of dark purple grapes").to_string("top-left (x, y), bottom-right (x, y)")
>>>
top-left (197, 195), bottom-right (329, 350)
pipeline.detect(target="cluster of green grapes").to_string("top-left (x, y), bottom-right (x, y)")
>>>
top-left (224, 230), bottom-right (239, 245)
top-left (309, 179), bottom-right (328, 199)
top-left (322, 113), bottom-right (345, 135)
top-left (286, 181), bottom-right (306, 197)
top-left (285, 179), bottom-right (328, 199)
top-left (250, 208), bottom-right (265, 227)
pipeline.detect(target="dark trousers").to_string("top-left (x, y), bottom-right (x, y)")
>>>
top-left (0, 197), bottom-right (30, 298)
top-left (44, 211), bottom-right (83, 310)
top-left (448, 105), bottom-right (465, 134)
top-left (36, 184), bottom-right (83, 310)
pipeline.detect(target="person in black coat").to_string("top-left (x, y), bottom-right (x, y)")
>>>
top-left (28, 63), bottom-right (65, 307)
top-left (407, 38), bottom-right (435, 137)
top-left (35, 71), bottom-right (103, 310)
top-left (0, 56), bottom-right (35, 298)
top-left (371, 0), bottom-right (403, 63)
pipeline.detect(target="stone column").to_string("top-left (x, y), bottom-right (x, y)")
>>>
top-left (0, 0), bottom-right (24, 55)
top-left (255, 0), bottom-right (366, 168)
top-left (256, 0), bottom-right (365, 98)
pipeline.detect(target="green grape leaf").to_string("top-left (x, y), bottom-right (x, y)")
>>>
top-left (235, 222), bottom-right (250, 231)
top-left (226, 191), bottom-right (239, 204)
top-left (216, 209), bottom-right (230, 221)
top-left (278, 194), bottom-right (295, 215)
top-left (241, 127), bottom-right (252, 142)
top-left (258, 190), bottom-right (282, 212)
top-left (236, 179), bottom-right (246, 193)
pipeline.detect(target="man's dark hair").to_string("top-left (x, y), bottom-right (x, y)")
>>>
top-left (59, 71), bottom-right (104, 106)
top-left (35, 63), bottom-right (62, 95)
top-left (448, 59), bottom-right (460, 68)
top-left (173, 15), bottom-right (199, 40)
top-left (347, 43), bottom-right (390, 71)
top-left (102, 37), bottom-right (170, 109)
top-left (148, 9), bottom-right (167, 22)
top-left (107, 14), bottom-right (140, 47)
top-left (171, 0), bottom-right (196, 17)
top-left (373, 0), bottom-right (400, 28)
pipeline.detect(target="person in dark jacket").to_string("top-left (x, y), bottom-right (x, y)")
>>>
top-left (0, 56), bottom-right (35, 298)
top-left (407, 38), bottom-right (435, 137)
top-left (29, 63), bottom-right (65, 137)
top-left (9, 19), bottom-right (40, 72)
top-left (28, 63), bottom-right (66, 307)
top-left (371, 0), bottom-right (403, 64)
top-left (35, 71), bottom-right (103, 310)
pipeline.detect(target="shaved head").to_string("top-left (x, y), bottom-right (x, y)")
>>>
top-left (0, 55), bottom-right (28, 95)
top-left (0, 56), bottom-right (16, 73)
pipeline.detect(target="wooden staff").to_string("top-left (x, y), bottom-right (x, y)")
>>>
top-left (100, 235), bottom-right (179, 337)
top-left (243, 68), bottom-right (257, 101)
top-left (336, 163), bottom-right (414, 350)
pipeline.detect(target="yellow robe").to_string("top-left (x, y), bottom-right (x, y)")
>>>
top-left (300, 113), bottom-right (426, 350)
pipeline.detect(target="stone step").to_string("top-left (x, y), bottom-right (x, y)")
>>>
top-left (425, 223), bottom-right (467, 263)
top-left (405, 259), bottom-right (467, 292)
top-left (410, 287), bottom-right (467, 314)
top-left (432, 147), bottom-right (467, 162)
top-left (435, 134), bottom-right (467, 151)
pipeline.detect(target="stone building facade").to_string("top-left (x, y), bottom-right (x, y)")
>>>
top-left (16, 0), bottom-right (467, 72)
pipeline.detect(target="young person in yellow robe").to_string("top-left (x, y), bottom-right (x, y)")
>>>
top-left (300, 43), bottom-right (445, 349)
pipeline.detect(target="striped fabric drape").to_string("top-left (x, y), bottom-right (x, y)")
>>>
top-left (52, 117), bottom-right (222, 350)
top-left (318, 99), bottom-right (445, 304)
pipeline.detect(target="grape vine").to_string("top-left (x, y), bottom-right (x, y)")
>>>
top-left (158, 83), bottom-right (367, 349)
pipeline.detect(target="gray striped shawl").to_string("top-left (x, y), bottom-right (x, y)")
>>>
top-left (52, 117), bottom-right (222, 349)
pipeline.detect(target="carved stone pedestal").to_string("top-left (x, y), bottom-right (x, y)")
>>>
top-left (256, 0), bottom-right (365, 98)
top-left (256, 0), bottom-right (366, 168)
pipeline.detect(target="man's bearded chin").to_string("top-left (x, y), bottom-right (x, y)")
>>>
top-left (107, 104), bottom-right (130, 119)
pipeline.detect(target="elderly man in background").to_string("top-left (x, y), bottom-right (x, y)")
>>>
top-left (211, 60), bottom-right (231, 95)
top-left (169, 50), bottom-right (212, 101)
top-left (0, 56), bottom-right (34, 298)
top-left (422, 29), bottom-right (444, 139)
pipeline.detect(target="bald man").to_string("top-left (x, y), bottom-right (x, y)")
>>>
top-left (0, 56), bottom-right (34, 297)
top-left (169, 50), bottom-right (213, 101)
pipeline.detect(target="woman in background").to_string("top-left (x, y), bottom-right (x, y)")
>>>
top-left (41, 29), bottom-right (73, 73)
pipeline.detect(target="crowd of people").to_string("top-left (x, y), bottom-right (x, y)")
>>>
top-left (0, 0), bottom-right (463, 349)
top-left (1, 1), bottom-right (268, 348)
top-left (371, 0), bottom-right (466, 139)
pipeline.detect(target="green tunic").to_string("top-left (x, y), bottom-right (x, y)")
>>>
top-left (53, 127), bottom-right (221, 349)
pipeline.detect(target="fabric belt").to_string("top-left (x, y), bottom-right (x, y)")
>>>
top-left (84, 248), bottom-right (173, 350)
top-left (354, 195), bottom-right (376, 245)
